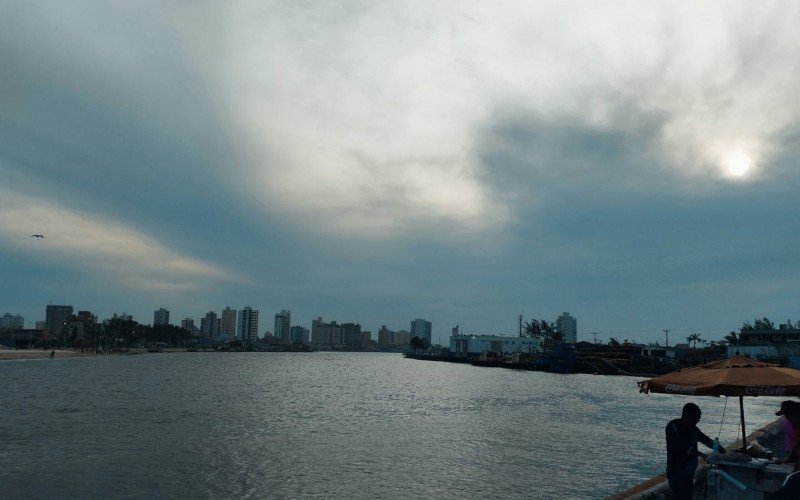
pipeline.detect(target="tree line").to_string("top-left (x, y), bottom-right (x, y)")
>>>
top-left (518, 315), bottom-right (791, 348)
top-left (54, 318), bottom-right (193, 348)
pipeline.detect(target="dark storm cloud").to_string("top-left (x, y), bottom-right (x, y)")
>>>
top-left (475, 104), bottom-right (668, 203)
top-left (0, 2), bottom-right (238, 238)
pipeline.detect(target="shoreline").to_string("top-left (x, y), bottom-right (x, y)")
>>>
top-left (0, 347), bottom-right (307, 361)
top-left (0, 348), bottom-right (148, 361)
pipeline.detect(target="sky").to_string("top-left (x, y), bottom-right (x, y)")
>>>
top-left (3, 1), bottom-right (800, 344)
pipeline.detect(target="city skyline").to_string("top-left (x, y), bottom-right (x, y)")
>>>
top-left (4, 3), bottom-right (800, 344)
top-left (8, 299), bottom-right (793, 347)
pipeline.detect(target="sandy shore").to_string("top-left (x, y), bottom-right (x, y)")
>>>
top-left (0, 349), bottom-right (148, 361)
top-left (0, 349), bottom-right (92, 360)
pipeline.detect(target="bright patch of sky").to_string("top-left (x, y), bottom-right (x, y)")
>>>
top-left (2, 1), bottom-right (800, 343)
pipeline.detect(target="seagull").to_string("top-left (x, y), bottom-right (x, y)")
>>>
top-left (31, 234), bottom-right (44, 238)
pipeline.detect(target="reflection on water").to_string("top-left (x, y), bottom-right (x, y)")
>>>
top-left (0, 353), bottom-right (782, 499)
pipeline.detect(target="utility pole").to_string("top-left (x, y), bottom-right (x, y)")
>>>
top-left (663, 329), bottom-right (670, 348)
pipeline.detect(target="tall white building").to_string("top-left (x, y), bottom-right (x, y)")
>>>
top-left (220, 307), bottom-right (237, 339)
top-left (201, 311), bottom-right (220, 338)
top-left (238, 306), bottom-right (259, 343)
top-left (411, 318), bottom-right (432, 345)
top-left (274, 309), bottom-right (291, 341)
top-left (181, 317), bottom-right (196, 335)
top-left (556, 312), bottom-right (577, 344)
top-left (153, 308), bottom-right (170, 326)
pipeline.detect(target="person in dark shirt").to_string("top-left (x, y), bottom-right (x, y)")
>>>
top-left (665, 402), bottom-right (725, 499)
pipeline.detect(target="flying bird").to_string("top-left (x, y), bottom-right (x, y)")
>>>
top-left (31, 234), bottom-right (44, 238)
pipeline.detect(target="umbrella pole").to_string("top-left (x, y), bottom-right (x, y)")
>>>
top-left (739, 396), bottom-right (747, 450)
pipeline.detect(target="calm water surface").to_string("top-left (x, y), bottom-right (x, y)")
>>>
top-left (0, 352), bottom-right (782, 499)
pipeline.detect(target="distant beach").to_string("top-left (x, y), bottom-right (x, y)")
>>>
top-left (0, 348), bottom-right (148, 361)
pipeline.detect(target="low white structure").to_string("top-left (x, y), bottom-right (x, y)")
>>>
top-left (725, 344), bottom-right (780, 360)
top-left (450, 334), bottom-right (540, 355)
top-left (640, 346), bottom-right (679, 361)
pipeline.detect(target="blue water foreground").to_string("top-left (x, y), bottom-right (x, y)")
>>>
top-left (0, 352), bottom-right (783, 499)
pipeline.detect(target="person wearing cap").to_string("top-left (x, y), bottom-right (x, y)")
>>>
top-left (777, 401), bottom-right (800, 464)
top-left (666, 402), bottom-right (725, 500)
top-left (776, 400), bottom-right (797, 455)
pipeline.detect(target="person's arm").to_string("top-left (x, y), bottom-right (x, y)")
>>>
top-left (695, 429), bottom-right (726, 459)
top-left (697, 429), bottom-right (714, 449)
top-left (697, 429), bottom-right (727, 454)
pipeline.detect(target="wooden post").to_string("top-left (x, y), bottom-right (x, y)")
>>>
top-left (739, 396), bottom-right (747, 450)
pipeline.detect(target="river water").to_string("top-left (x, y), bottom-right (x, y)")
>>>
top-left (0, 352), bottom-right (783, 499)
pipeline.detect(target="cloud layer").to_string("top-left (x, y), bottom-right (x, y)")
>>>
top-left (221, 0), bottom-right (800, 230)
top-left (3, 1), bottom-right (800, 340)
top-left (0, 188), bottom-right (236, 292)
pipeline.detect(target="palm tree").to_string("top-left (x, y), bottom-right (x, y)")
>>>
top-left (753, 317), bottom-right (775, 330)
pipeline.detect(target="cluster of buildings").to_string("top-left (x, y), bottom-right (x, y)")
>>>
top-left (172, 306), bottom-right (261, 344)
top-left (133, 307), bottom-right (431, 352)
top-left (376, 319), bottom-right (432, 349)
top-left (448, 312), bottom-right (578, 356)
top-left (0, 313), bottom-right (24, 330)
top-left (2, 303), bottom-right (586, 357)
top-left (726, 324), bottom-right (800, 368)
top-left (0, 305), bottom-right (437, 352)
top-left (0, 306), bottom-right (101, 347)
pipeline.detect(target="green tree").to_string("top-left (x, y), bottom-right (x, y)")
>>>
top-left (724, 331), bottom-right (738, 345)
top-left (608, 337), bottom-right (620, 346)
top-left (103, 318), bottom-right (139, 347)
top-left (409, 336), bottom-right (425, 354)
top-left (525, 318), bottom-right (562, 345)
top-left (523, 320), bottom-right (543, 339)
top-left (147, 324), bottom-right (191, 346)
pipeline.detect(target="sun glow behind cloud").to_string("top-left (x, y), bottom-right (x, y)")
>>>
top-left (721, 150), bottom-right (755, 180)
top-left (206, 0), bottom-right (800, 238)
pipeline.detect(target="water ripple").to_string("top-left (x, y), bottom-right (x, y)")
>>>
top-left (0, 352), bottom-right (784, 499)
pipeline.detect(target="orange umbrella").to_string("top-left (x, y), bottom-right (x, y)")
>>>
top-left (638, 356), bottom-right (800, 448)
